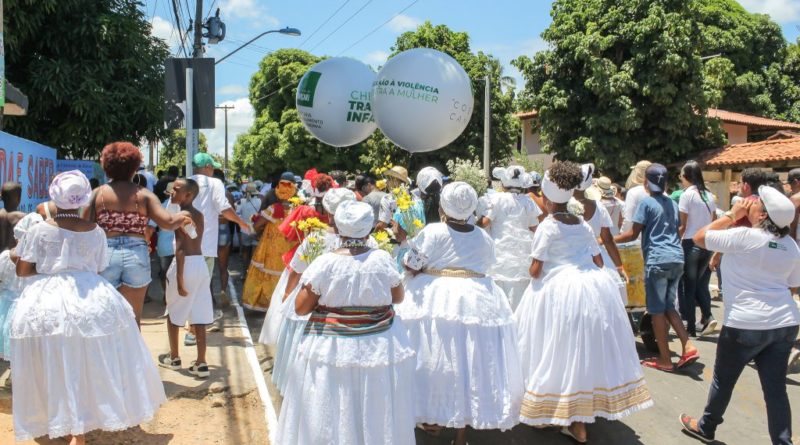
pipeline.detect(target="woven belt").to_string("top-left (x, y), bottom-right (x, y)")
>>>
top-left (422, 268), bottom-right (485, 278)
top-left (303, 305), bottom-right (394, 337)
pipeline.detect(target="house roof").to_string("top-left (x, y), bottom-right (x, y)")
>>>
top-left (707, 108), bottom-right (800, 132)
top-left (3, 81), bottom-right (28, 116)
top-left (702, 135), bottom-right (800, 168)
top-left (513, 110), bottom-right (538, 120)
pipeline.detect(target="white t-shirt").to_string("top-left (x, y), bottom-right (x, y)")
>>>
top-left (705, 227), bottom-right (800, 330)
top-left (189, 174), bottom-right (232, 257)
top-left (679, 186), bottom-right (716, 240)
top-left (621, 185), bottom-right (647, 233)
top-left (599, 198), bottom-right (622, 236)
top-left (236, 196), bottom-right (262, 225)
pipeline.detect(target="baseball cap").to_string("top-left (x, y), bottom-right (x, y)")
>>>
top-left (193, 152), bottom-right (221, 168)
top-left (645, 163), bottom-right (668, 193)
top-left (788, 168), bottom-right (800, 184)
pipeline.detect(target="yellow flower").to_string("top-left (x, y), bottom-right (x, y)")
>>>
top-left (374, 231), bottom-right (390, 243)
top-left (288, 196), bottom-right (304, 206)
top-left (376, 179), bottom-right (386, 190)
top-left (391, 187), bottom-right (402, 196)
top-left (289, 221), bottom-right (297, 228)
top-left (413, 219), bottom-right (423, 228)
top-left (396, 196), bottom-right (411, 211)
top-left (300, 255), bottom-right (309, 262)
top-left (307, 235), bottom-right (318, 244)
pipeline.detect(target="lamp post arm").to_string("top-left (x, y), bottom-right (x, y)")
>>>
top-left (215, 30), bottom-right (278, 65)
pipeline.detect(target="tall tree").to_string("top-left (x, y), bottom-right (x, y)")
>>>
top-left (156, 130), bottom-right (209, 173)
top-left (513, 0), bottom-right (725, 177)
top-left (3, 0), bottom-right (169, 159)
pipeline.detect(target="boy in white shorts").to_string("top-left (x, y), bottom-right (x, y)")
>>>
top-left (158, 178), bottom-right (212, 378)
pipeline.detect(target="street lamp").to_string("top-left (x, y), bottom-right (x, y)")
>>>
top-left (215, 27), bottom-right (302, 65)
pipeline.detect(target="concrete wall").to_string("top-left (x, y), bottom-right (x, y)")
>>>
top-left (520, 119), bottom-right (554, 170)
top-left (722, 122), bottom-right (748, 145)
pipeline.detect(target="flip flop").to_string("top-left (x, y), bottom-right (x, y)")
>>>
top-left (677, 350), bottom-right (700, 369)
top-left (641, 359), bottom-right (675, 372)
top-left (560, 426), bottom-right (588, 444)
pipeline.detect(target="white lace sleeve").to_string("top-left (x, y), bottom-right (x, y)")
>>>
top-left (530, 220), bottom-right (552, 262)
top-left (299, 254), bottom-right (328, 295)
top-left (380, 251), bottom-right (402, 288)
top-left (402, 226), bottom-right (431, 271)
top-left (94, 227), bottom-right (110, 273)
top-left (289, 238), bottom-right (311, 273)
top-left (15, 227), bottom-right (39, 264)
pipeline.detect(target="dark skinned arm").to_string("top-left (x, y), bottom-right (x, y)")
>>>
top-left (614, 222), bottom-right (644, 244)
top-left (295, 284), bottom-right (321, 316)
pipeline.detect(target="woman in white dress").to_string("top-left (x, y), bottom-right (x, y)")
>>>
top-left (399, 182), bottom-right (522, 444)
top-left (10, 171), bottom-right (169, 444)
top-left (574, 163), bottom-right (628, 305)
top-left (516, 162), bottom-right (652, 443)
top-left (277, 201), bottom-right (415, 445)
top-left (479, 165), bottom-right (542, 310)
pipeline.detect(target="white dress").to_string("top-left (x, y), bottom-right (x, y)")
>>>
top-left (585, 204), bottom-right (627, 305)
top-left (0, 250), bottom-right (22, 360)
top-left (397, 223), bottom-right (523, 430)
top-left (10, 223), bottom-right (166, 441)
top-left (515, 217), bottom-right (652, 426)
top-left (277, 250), bottom-right (416, 445)
top-left (484, 192), bottom-right (542, 310)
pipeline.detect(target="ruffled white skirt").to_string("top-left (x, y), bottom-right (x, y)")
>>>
top-left (257, 269), bottom-right (290, 346)
top-left (271, 286), bottom-right (309, 395)
top-left (0, 288), bottom-right (19, 360)
top-left (515, 263), bottom-right (651, 426)
top-left (277, 320), bottom-right (416, 445)
top-left (397, 274), bottom-right (523, 430)
top-left (10, 272), bottom-right (166, 441)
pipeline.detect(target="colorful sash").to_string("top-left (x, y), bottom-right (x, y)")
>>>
top-left (303, 305), bottom-right (394, 337)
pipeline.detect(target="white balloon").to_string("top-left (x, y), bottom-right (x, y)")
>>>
top-left (372, 48), bottom-right (474, 153)
top-left (296, 57), bottom-right (377, 147)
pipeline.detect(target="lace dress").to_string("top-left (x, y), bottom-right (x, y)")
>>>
top-left (585, 204), bottom-right (628, 305)
top-left (9, 223), bottom-right (166, 441)
top-left (276, 249), bottom-right (416, 445)
top-left (515, 217), bottom-right (652, 426)
top-left (242, 203), bottom-right (296, 311)
top-left (397, 223), bottom-right (523, 430)
top-left (0, 250), bottom-right (22, 360)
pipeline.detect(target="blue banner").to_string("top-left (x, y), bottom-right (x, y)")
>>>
top-left (56, 159), bottom-right (105, 183)
top-left (0, 131), bottom-right (57, 212)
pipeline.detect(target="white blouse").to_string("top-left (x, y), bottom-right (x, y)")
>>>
top-left (16, 223), bottom-right (108, 275)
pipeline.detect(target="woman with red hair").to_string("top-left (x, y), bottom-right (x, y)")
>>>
top-left (85, 142), bottom-right (190, 326)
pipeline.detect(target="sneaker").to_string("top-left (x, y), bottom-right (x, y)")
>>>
top-left (158, 353), bottom-right (181, 370)
top-left (700, 319), bottom-right (719, 336)
top-left (184, 333), bottom-right (197, 346)
top-left (788, 348), bottom-right (800, 375)
top-left (213, 309), bottom-right (224, 322)
top-left (189, 361), bottom-right (210, 379)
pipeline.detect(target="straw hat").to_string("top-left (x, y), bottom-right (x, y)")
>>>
top-left (384, 166), bottom-right (411, 184)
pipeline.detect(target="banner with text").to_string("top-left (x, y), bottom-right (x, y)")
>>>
top-left (0, 131), bottom-right (57, 212)
top-left (56, 159), bottom-right (105, 183)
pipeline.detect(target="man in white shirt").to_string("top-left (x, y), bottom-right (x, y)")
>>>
top-left (189, 152), bottom-right (251, 308)
top-left (621, 160), bottom-right (651, 233)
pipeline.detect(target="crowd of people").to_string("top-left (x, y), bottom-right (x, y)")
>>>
top-left (0, 141), bottom-right (797, 445)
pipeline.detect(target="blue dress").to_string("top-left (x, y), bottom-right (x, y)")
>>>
top-left (0, 249), bottom-right (21, 360)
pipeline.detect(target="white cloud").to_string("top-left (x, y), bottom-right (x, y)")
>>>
top-left (218, 84), bottom-right (250, 96)
top-left (151, 16), bottom-right (181, 48)
top-left (739, 0), bottom-right (800, 23)
top-left (363, 50), bottom-right (389, 68)
top-left (201, 97), bottom-right (255, 159)
top-left (219, 0), bottom-right (280, 27)
top-left (386, 14), bottom-right (422, 33)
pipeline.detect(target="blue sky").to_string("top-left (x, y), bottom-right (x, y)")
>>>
top-left (142, 0), bottom-right (800, 159)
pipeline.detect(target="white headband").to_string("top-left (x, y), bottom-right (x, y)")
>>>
top-left (541, 170), bottom-right (574, 204)
top-left (49, 170), bottom-right (92, 210)
top-left (576, 163), bottom-right (595, 191)
top-left (493, 165), bottom-right (527, 189)
top-left (334, 201), bottom-right (374, 238)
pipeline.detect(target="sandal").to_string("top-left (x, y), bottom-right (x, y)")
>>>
top-left (560, 426), bottom-right (588, 444)
top-left (642, 359), bottom-right (675, 372)
top-left (677, 350), bottom-right (700, 369)
top-left (679, 413), bottom-right (714, 443)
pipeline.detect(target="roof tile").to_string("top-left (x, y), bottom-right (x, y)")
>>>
top-left (703, 136), bottom-right (800, 167)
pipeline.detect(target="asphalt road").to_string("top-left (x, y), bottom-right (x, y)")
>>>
top-left (228, 258), bottom-right (799, 445)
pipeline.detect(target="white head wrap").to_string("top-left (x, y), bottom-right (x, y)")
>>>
top-left (334, 201), bottom-right (374, 239)
top-left (322, 188), bottom-right (356, 215)
top-left (576, 163), bottom-right (595, 191)
top-left (416, 167), bottom-right (443, 192)
top-left (13, 213), bottom-right (43, 240)
top-left (440, 181), bottom-right (478, 221)
top-left (541, 170), bottom-right (574, 204)
top-left (49, 170), bottom-right (92, 210)
top-left (492, 165), bottom-right (527, 189)
top-left (758, 185), bottom-right (795, 229)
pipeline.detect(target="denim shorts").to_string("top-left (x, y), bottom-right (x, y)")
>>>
top-left (101, 236), bottom-right (152, 289)
top-left (644, 262), bottom-right (683, 314)
top-left (218, 223), bottom-right (231, 247)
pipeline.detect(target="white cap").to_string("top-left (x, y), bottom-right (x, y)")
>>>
top-left (541, 170), bottom-right (574, 204)
top-left (416, 167), bottom-right (444, 192)
top-left (492, 165), bottom-right (527, 188)
top-left (440, 181), bottom-right (478, 221)
top-left (576, 163), bottom-right (595, 191)
top-left (49, 170), bottom-right (92, 210)
top-left (334, 201), bottom-right (374, 238)
top-left (322, 188), bottom-right (356, 215)
top-left (14, 213), bottom-right (43, 240)
top-left (758, 185), bottom-right (795, 229)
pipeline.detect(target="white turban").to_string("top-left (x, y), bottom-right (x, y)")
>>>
top-left (49, 170), bottom-right (92, 210)
top-left (759, 185), bottom-right (795, 229)
top-left (14, 213), bottom-right (43, 240)
top-left (492, 165), bottom-right (527, 189)
top-left (576, 163), bottom-right (595, 191)
top-left (334, 201), bottom-right (374, 239)
top-left (441, 181), bottom-right (478, 221)
top-left (416, 167), bottom-right (443, 192)
top-left (541, 170), bottom-right (574, 204)
top-left (322, 188), bottom-right (356, 215)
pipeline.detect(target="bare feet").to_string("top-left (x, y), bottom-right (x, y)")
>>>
top-left (569, 422), bottom-right (587, 443)
top-left (69, 435), bottom-right (86, 445)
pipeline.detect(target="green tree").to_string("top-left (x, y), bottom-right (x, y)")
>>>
top-left (156, 130), bottom-right (208, 173)
top-left (360, 22), bottom-right (517, 172)
top-left (3, 0), bottom-right (169, 159)
top-left (513, 0), bottom-right (724, 177)
top-left (779, 39), bottom-right (800, 123)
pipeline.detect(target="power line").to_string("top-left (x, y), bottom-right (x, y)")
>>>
top-left (297, 0), bottom-right (351, 49)
top-left (170, 0), bottom-right (189, 56)
top-left (307, 0), bottom-right (375, 53)
top-left (204, 0), bottom-right (218, 21)
top-left (336, 0), bottom-right (420, 56)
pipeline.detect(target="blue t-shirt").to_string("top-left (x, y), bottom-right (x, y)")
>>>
top-left (632, 194), bottom-right (684, 266)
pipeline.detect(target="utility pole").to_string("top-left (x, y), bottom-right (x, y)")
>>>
top-left (216, 105), bottom-right (234, 171)
top-left (483, 75), bottom-right (491, 183)
top-left (185, 0), bottom-right (203, 177)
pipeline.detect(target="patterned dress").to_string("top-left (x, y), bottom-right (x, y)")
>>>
top-left (242, 203), bottom-right (296, 311)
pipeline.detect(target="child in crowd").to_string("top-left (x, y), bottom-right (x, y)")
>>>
top-left (158, 178), bottom-right (212, 379)
top-left (0, 182), bottom-right (25, 251)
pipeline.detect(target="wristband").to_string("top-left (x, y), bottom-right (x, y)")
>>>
top-left (723, 211), bottom-right (735, 221)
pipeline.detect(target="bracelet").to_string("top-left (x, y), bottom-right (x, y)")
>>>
top-left (723, 211), bottom-right (735, 221)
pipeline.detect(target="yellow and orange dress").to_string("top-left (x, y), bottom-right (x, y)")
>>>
top-left (242, 202), bottom-right (296, 311)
